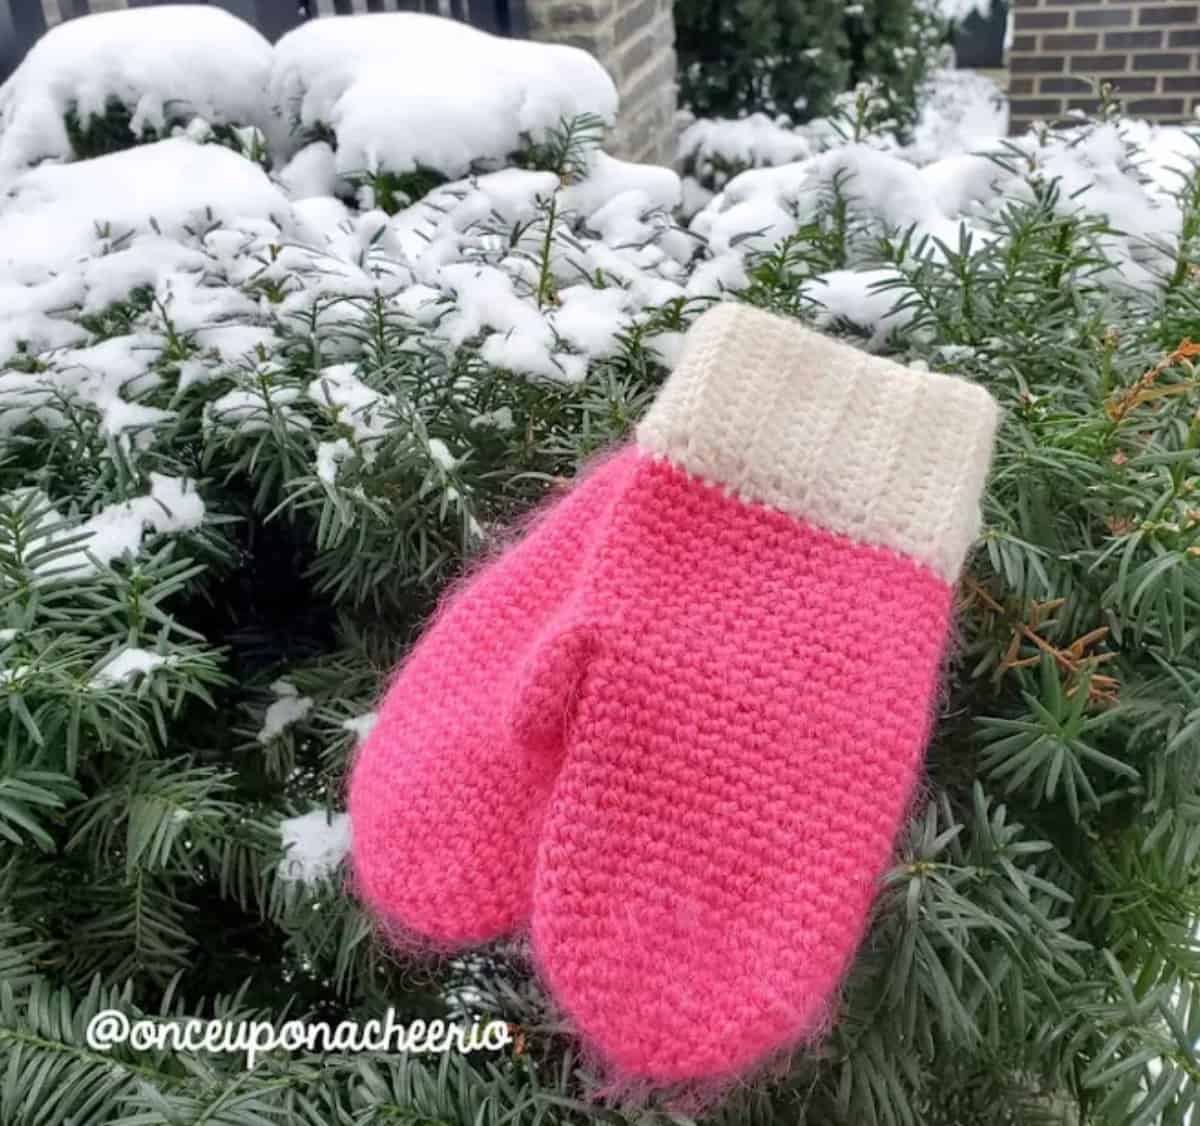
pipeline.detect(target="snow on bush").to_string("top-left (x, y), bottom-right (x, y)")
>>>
top-left (12, 474), bottom-right (204, 581)
top-left (92, 647), bottom-right (175, 686)
top-left (0, 11), bottom-right (1198, 683)
top-left (260, 679), bottom-right (314, 744)
top-left (903, 69), bottom-right (1008, 164)
top-left (5, 13), bottom-right (1200, 1115)
top-left (0, 6), bottom-right (272, 172)
top-left (0, 125), bottom-right (691, 437)
top-left (677, 113), bottom-right (817, 206)
top-left (278, 808), bottom-right (351, 883)
top-left (0, 138), bottom-right (290, 363)
top-left (1, 102), bottom-right (1196, 448)
top-left (267, 13), bottom-right (618, 184)
top-left (689, 118), bottom-right (1198, 337)
top-left (0, 8), bottom-right (618, 212)
top-left (678, 69), bottom-right (1009, 211)
top-left (0, 138), bottom-right (288, 276)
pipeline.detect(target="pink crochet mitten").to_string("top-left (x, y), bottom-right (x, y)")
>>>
top-left (348, 446), bottom-right (635, 946)
top-left (521, 303), bottom-right (999, 1083)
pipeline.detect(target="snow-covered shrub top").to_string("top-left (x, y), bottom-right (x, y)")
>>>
top-left (0, 138), bottom-right (290, 280)
top-left (0, 8), bottom-right (616, 185)
top-left (678, 69), bottom-right (1009, 208)
top-left (691, 119), bottom-right (1198, 338)
top-left (1, 99), bottom-right (1196, 437)
top-left (0, 128), bottom-right (690, 481)
top-left (0, 10), bottom-right (1197, 563)
top-left (902, 69), bottom-right (1009, 165)
top-left (677, 113), bottom-right (818, 196)
top-left (0, 6), bottom-right (272, 173)
top-left (268, 13), bottom-right (618, 180)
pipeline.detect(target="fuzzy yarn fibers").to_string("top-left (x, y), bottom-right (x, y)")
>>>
top-left (350, 301), bottom-right (999, 1085)
top-left (348, 447), bottom-right (635, 945)
top-left (521, 304), bottom-right (997, 1082)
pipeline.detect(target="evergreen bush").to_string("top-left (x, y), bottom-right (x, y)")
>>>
top-left (1, 67), bottom-right (1199, 1126)
top-left (674, 0), bottom-right (948, 130)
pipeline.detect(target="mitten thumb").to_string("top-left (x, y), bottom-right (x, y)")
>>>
top-left (507, 620), bottom-right (597, 763)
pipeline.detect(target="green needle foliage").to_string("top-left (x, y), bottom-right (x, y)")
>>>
top-left (674, 0), bottom-right (947, 128)
top-left (2, 109), bottom-right (1200, 1126)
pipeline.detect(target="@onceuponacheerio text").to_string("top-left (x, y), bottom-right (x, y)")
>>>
top-left (85, 1008), bottom-right (515, 1069)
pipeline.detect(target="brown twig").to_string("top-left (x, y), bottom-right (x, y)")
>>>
top-left (963, 578), bottom-right (1119, 704)
top-left (1106, 338), bottom-right (1200, 424)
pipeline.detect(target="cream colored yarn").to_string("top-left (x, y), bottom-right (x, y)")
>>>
top-left (636, 302), bottom-right (1000, 583)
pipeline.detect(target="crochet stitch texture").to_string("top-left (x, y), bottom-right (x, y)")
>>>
top-left (348, 446), bottom-right (635, 945)
top-left (349, 301), bottom-right (998, 1085)
top-left (519, 303), bottom-right (999, 1082)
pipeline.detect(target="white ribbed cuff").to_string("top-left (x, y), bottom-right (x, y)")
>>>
top-left (635, 302), bottom-right (999, 583)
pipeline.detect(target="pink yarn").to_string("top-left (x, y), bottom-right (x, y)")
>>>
top-left (349, 303), bottom-right (997, 1085)
top-left (521, 455), bottom-right (953, 1083)
top-left (348, 447), bottom-right (636, 946)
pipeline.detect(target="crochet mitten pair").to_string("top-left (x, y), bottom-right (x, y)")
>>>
top-left (348, 302), bottom-right (999, 1084)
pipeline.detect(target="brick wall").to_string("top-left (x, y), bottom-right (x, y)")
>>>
top-left (1009, 0), bottom-right (1200, 132)
top-left (525, 0), bottom-right (677, 165)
